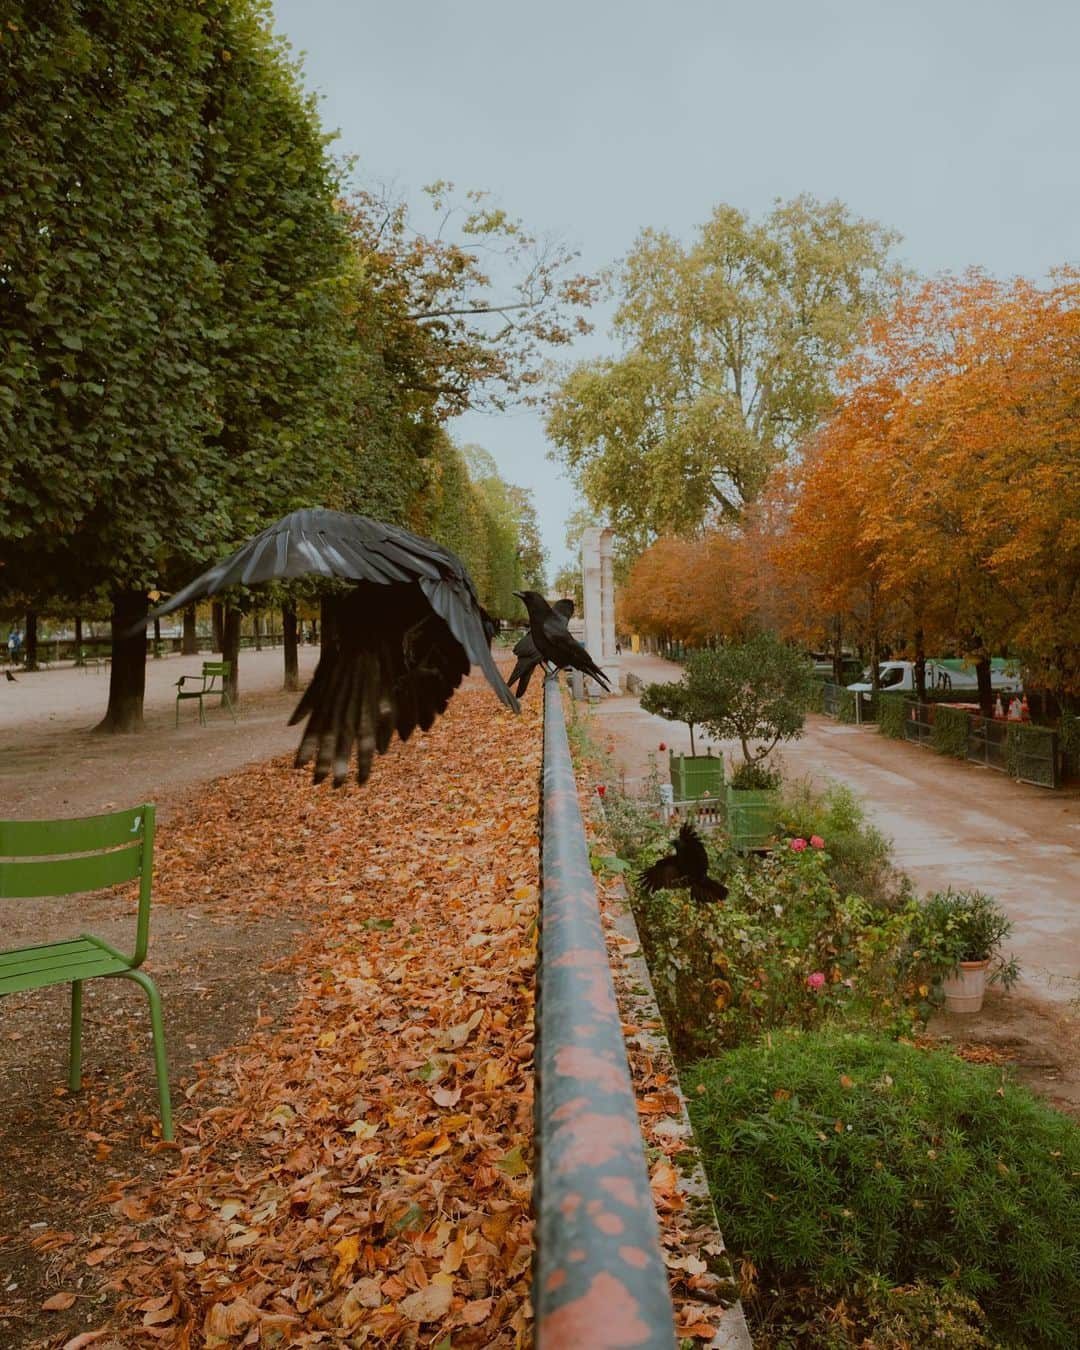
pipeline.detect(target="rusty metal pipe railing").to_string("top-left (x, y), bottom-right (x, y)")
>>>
top-left (534, 674), bottom-right (676, 1347)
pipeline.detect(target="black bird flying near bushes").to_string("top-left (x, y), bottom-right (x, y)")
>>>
top-left (506, 597), bottom-right (575, 698)
top-left (146, 509), bottom-right (519, 786)
top-left (639, 822), bottom-right (728, 903)
top-left (513, 590), bottom-right (610, 691)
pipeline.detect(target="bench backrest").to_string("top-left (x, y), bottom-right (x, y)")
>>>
top-left (201, 661), bottom-right (230, 679)
top-left (0, 805), bottom-right (156, 964)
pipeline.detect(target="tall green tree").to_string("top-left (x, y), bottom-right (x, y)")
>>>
top-left (547, 196), bottom-right (902, 538)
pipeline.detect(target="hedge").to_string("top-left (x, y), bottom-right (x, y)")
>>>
top-left (931, 703), bottom-right (970, 758)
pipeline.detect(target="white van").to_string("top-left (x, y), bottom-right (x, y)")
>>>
top-left (846, 660), bottom-right (1022, 695)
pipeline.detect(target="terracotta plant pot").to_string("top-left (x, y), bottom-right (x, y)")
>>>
top-left (941, 959), bottom-right (990, 1013)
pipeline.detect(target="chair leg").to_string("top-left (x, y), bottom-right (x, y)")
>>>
top-left (114, 969), bottom-right (173, 1141)
top-left (198, 694), bottom-right (206, 727)
top-left (68, 980), bottom-right (83, 1091)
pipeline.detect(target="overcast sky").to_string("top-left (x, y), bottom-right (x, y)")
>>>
top-left (270, 0), bottom-right (1080, 575)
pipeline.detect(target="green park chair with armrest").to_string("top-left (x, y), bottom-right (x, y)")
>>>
top-left (175, 660), bottom-right (237, 726)
top-left (0, 804), bottom-right (172, 1139)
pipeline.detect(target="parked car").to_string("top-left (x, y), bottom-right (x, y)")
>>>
top-left (846, 659), bottom-right (1022, 695)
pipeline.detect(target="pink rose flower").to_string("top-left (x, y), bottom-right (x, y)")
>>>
top-left (806, 971), bottom-right (826, 991)
top-left (810, 835), bottom-right (825, 849)
top-left (790, 837), bottom-right (808, 852)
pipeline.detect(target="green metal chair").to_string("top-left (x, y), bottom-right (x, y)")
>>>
top-left (0, 804), bottom-right (173, 1139)
top-left (175, 660), bottom-right (237, 726)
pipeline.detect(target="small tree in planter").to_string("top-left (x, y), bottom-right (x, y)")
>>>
top-left (685, 635), bottom-right (817, 848)
top-left (911, 889), bottom-right (1019, 1013)
top-left (640, 677), bottom-right (724, 800)
top-left (640, 679), bottom-right (708, 755)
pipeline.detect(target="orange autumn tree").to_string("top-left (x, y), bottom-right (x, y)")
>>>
top-left (618, 531), bottom-right (758, 645)
top-left (776, 271), bottom-right (1080, 703)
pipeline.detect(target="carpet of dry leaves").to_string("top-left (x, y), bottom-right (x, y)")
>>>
top-left (28, 686), bottom-right (541, 1348)
top-left (14, 677), bottom-right (738, 1349)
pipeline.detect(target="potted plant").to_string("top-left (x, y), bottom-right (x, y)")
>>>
top-left (914, 889), bottom-right (1020, 1013)
top-left (639, 679), bottom-right (724, 800)
top-left (679, 636), bottom-right (816, 850)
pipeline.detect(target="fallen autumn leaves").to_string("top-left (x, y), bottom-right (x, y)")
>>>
top-left (38, 685), bottom-right (542, 1348)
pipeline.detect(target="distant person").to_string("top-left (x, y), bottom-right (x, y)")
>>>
top-left (615, 641), bottom-right (622, 655)
top-left (7, 630), bottom-right (22, 664)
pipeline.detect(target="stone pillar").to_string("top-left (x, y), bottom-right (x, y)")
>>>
top-left (580, 526), bottom-right (621, 695)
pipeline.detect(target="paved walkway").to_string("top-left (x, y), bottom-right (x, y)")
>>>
top-left (590, 653), bottom-right (1080, 1006)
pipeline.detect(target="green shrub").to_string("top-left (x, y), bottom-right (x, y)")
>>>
top-left (687, 1030), bottom-right (1080, 1348)
top-left (630, 843), bottom-right (924, 1058)
top-left (877, 693), bottom-right (910, 740)
top-left (932, 703), bottom-right (971, 758)
top-left (836, 688), bottom-right (858, 723)
top-left (776, 780), bottom-right (906, 908)
top-left (727, 761), bottom-right (782, 790)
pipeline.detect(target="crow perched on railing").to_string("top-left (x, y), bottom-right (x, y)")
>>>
top-left (506, 598), bottom-right (575, 698)
top-left (513, 590), bottom-right (610, 691)
top-left (145, 509), bottom-right (519, 786)
top-left (639, 822), bottom-right (727, 903)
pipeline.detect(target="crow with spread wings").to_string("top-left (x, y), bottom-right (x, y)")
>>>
top-left (146, 509), bottom-right (519, 787)
top-left (638, 823), bottom-right (728, 904)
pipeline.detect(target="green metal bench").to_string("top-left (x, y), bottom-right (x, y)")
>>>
top-left (175, 660), bottom-right (236, 726)
top-left (0, 804), bottom-right (173, 1139)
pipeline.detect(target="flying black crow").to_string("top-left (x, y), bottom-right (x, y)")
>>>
top-left (513, 590), bottom-right (611, 691)
top-left (638, 822), bottom-right (727, 904)
top-left (146, 509), bottom-right (519, 786)
top-left (506, 598), bottom-right (574, 698)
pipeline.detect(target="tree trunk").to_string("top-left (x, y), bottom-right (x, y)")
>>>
top-left (212, 601), bottom-right (224, 653)
top-left (914, 626), bottom-right (927, 703)
top-left (975, 654), bottom-right (994, 718)
top-left (254, 612), bottom-right (263, 651)
top-left (831, 615), bottom-right (844, 684)
top-left (282, 605), bottom-right (300, 692)
top-left (869, 626), bottom-right (881, 694)
top-left (688, 722), bottom-right (697, 756)
top-left (94, 590), bottom-right (148, 734)
top-left (24, 610), bottom-right (39, 671)
top-left (222, 606), bottom-right (241, 706)
top-left (74, 615), bottom-right (83, 652)
top-left (182, 605), bottom-right (198, 655)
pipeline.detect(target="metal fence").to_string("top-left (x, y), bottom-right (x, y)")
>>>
top-left (966, 716), bottom-right (1008, 772)
top-left (537, 677), bottom-right (676, 1347)
top-left (903, 701), bottom-right (935, 747)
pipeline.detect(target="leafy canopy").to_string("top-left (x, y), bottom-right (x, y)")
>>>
top-left (684, 635), bottom-right (817, 765)
top-left (547, 195), bottom-right (902, 539)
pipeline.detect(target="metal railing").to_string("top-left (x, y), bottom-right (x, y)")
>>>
top-left (536, 675), bottom-right (677, 1348)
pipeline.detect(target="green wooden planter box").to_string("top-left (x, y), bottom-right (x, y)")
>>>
top-left (725, 786), bottom-right (779, 851)
top-left (668, 751), bottom-right (725, 801)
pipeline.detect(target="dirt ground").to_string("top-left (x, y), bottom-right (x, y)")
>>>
top-left (0, 649), bottom-right (327, 1343)
top-left (589, 652), bottom-right (1080, 1120)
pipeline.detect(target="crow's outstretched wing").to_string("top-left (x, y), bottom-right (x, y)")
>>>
top-left (148, 509), bottom-right (518, 785)
top-left (638, 853), bottom-right (682, 894)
